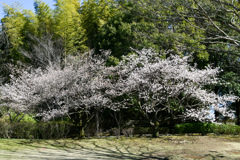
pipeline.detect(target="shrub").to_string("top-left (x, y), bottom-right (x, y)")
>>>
top-left (11, 123), bottom-right (36, 139)
top-left (0, 123), bottom-right (13, 138)
top-left (175, 123), bottom-right (240, 135)
top-left (175, 123), bottom-right (215, 135)
top-left (0, 111), bottom-right (37, 124)
top-left (212, 124), bottom-right (240, 135)
top-left (0, 121), bottom-right (72, 139)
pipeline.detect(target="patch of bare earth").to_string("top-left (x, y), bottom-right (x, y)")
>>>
top-left (0, 136), bottom-right (240, 160)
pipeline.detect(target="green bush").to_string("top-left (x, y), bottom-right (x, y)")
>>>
top-left (0, 123), bottom-right (13, 138)
top-left (212, 124), bottom-right (240, 135)
top-left (175, 123), bottom-right (216, 135)
top-left (0, 107), bottom-right (37, 123)
top-left (21, 114), bottom-right (37, 123)
top-left (36, 122), bottom-right (72, 139)
top-left (0, 121), bottom-right (72, 139)
top-left (175, 123), bottom-right (240, 135)
top-left (11, 123), bottom-right (36, 139)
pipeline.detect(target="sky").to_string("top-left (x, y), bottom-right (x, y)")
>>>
top-left (0, 0), bottom-right (56, 20)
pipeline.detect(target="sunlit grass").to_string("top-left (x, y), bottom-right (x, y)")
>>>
top-left (0, 135), bottom-right (239, 152)
top-left (0, 136), bottom-right (240, 159)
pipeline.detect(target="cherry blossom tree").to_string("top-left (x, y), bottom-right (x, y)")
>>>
top-left (0, 51), bottom-right (112, 137)
top-left (107, 48), bottom-right (238, 137)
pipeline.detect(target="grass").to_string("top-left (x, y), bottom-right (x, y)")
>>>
top-left (0, 135), bottom-right (240, 159)
top-left (0, 136), bottom-right (188, 152)
top-left (0, 134), bottom-right (239, 151)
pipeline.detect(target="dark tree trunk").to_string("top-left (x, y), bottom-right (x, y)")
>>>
top-left (152, 120), bottom-right (159, 138)
top-left (214, 86), bottom-right (220, 122)
top-left (96, 109), bottom-right (100, 138)
top-left (79, 121), bottom-right (85, 138)
top-left (215, 111), bottom-right (220, 122)
top-left (236, 99), bottom-right (240, 126)
top-left (79, 113), bottom-right (85, 138)
top-left (152, 126), bottom-right (159, 138)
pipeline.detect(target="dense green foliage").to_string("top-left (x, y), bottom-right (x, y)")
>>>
top-left (175, 123), bottom-right (215, 134)
top-left (0, 122), bottom-right (72, 139)
top-left (175, 123), bottom-right (240, 135)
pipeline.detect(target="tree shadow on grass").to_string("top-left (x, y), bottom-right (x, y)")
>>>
top-left (12, 136), bottom-right (236, 160)
top-left (12, 138), bottom-right (171, 160)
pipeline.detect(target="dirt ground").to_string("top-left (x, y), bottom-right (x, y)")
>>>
top-left (0, 135), bottom-right (240, 160)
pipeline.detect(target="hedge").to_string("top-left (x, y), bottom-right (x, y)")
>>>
top-left (175, 123), bottom-right (240, 135)
top-left (0, 122), bottom-right (72, 139)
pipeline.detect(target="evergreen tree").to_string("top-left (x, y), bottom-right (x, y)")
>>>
top-left (120, 0), bottom-right (209, 60)
top-left (81, 0), bottom-right (117, 49)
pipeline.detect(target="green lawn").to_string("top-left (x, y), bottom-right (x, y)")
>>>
top-left (0, 136), bottom-right (240, 159)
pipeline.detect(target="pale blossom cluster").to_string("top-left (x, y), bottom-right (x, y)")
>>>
top-left (107, 49), bottom-right (238, 123)
top-left (0, 49), bottom-right (238, 123)
top-left (0, 51), bottom-right (112, 121)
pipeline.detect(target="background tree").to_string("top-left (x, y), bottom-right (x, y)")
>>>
top-left (80, 0), bottom-right (117, 49)
top-left (170, 0), bottom-right (240, 57)
top-left (1, 3), bottom-right (27, 64)
top-left (54, 0), bottom-right (87, 56)
top-left (96, 8), bottom-right (158, 59)
top-left (0, 24), bottom-right (12, 83)
top-left (34, 0), bottom-right (54, 37)
top-left (119, 0), bottom-right (209, 60)
top-left (169, 0), bottom-right (240, 123)
top-left (20, 35), bottom-right (64, 69)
